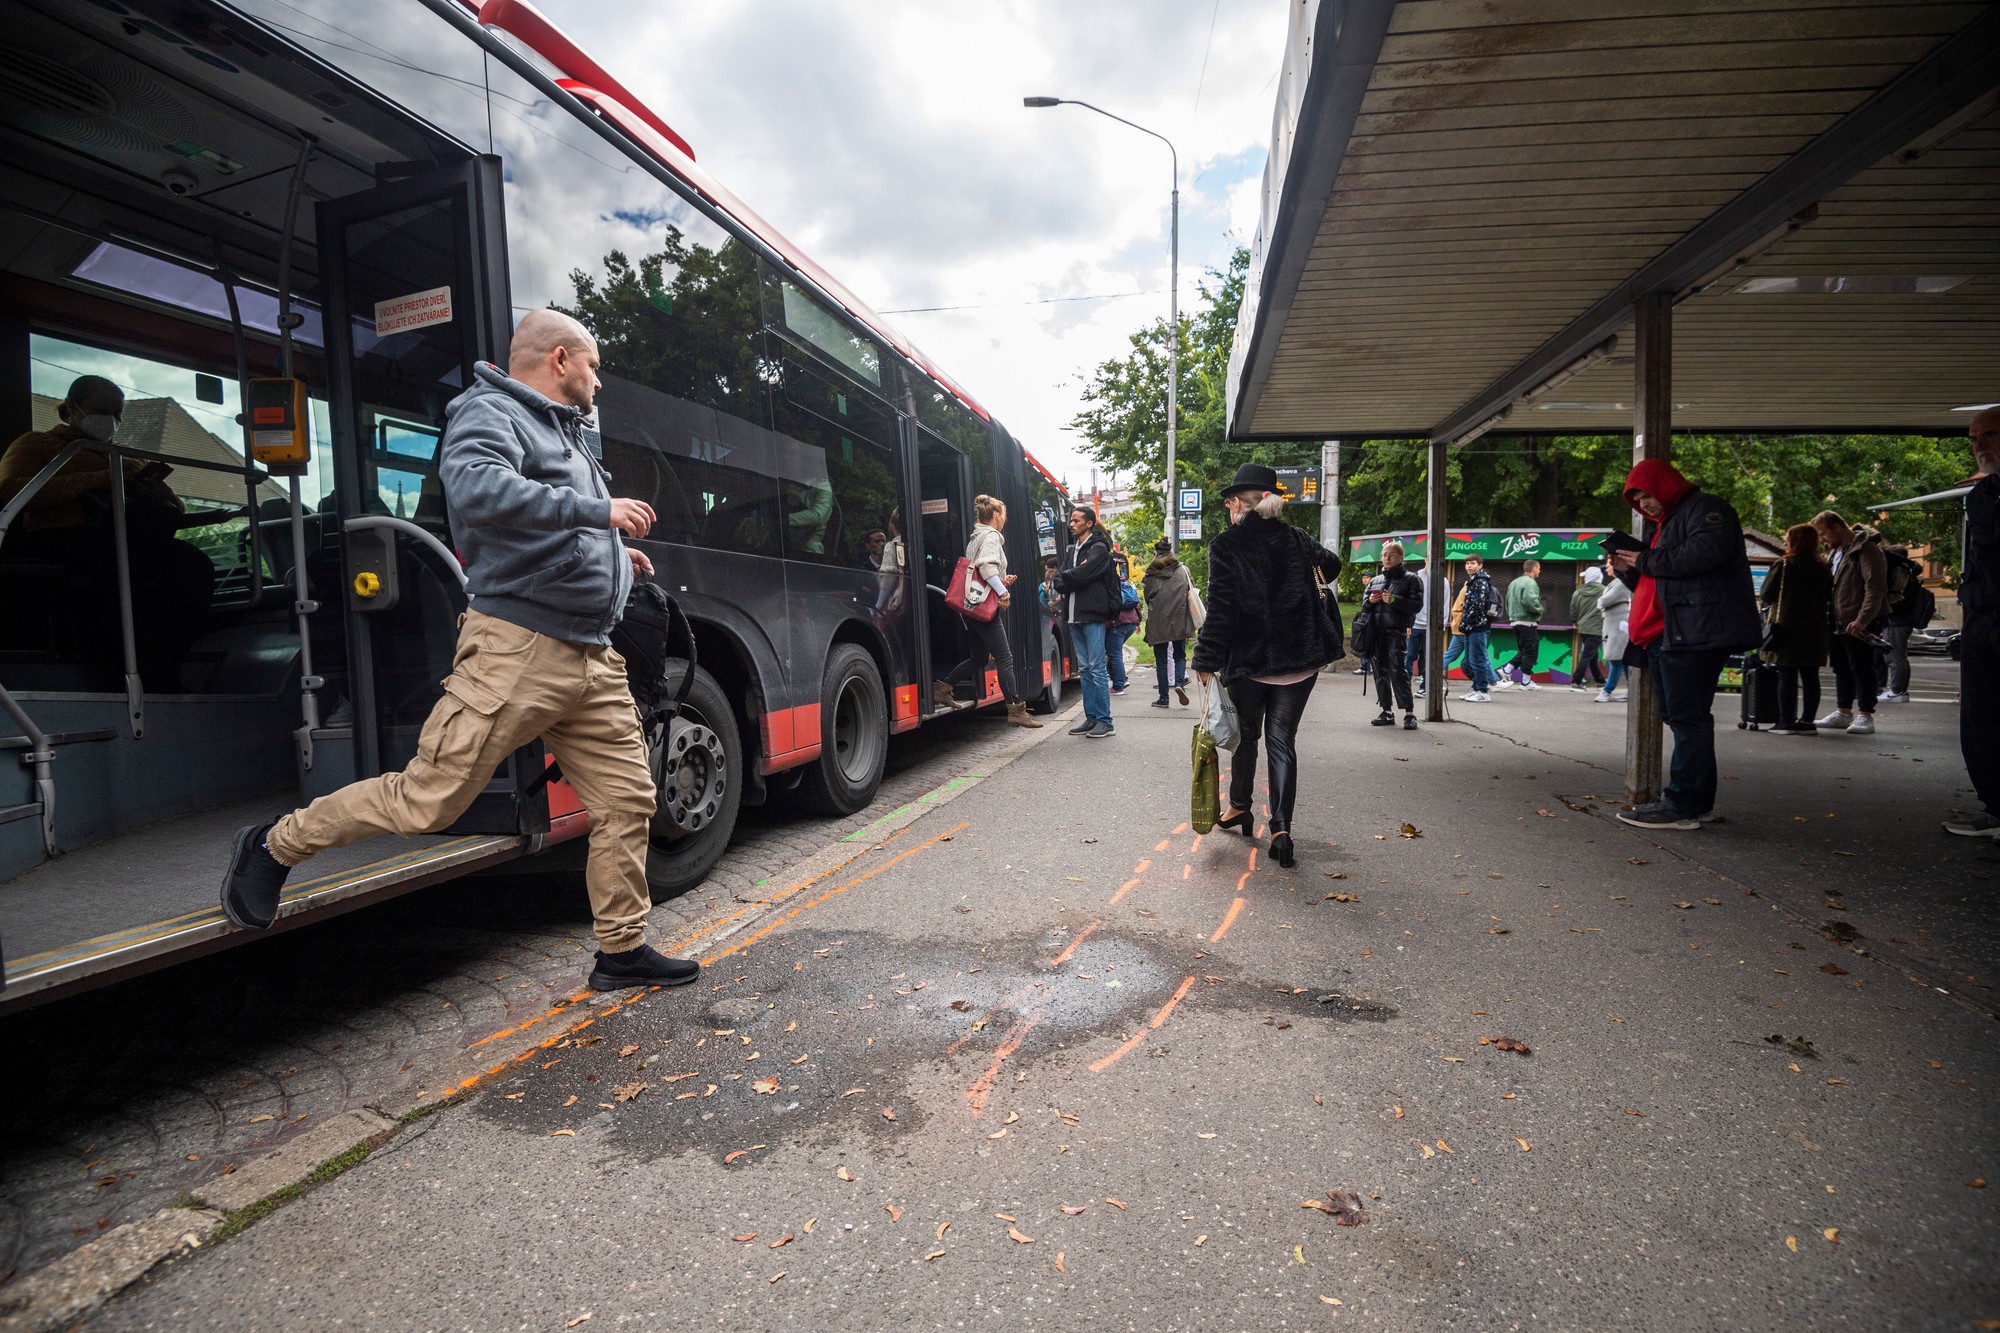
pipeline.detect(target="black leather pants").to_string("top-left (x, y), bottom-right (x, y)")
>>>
top-left (1226, 674), bottom-right (1318, 833)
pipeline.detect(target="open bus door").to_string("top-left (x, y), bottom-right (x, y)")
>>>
top-left (315, 159), bottom-right (544, 836)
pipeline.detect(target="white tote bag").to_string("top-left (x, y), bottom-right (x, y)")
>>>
top-left (1187, 580), bottom-right (1207, 629)
top-left (1198, 676), bottom-right (1239, 752)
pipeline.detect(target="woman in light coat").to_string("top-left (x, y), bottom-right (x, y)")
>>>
top-left (940, 495), bottom-right (1041, 728)
top-left (1595, 562), bottom-right (1633, 702)
top-left (1142, 537), bottom-right (1197, 708)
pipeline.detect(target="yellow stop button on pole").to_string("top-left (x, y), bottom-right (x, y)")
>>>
top-left (353, 570), bottom-right (381, 599)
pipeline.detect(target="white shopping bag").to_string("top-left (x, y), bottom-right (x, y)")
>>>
top-left (1198, 677), bottom-right (1240, 752)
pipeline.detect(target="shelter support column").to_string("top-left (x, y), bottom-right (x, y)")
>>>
top-left (1425, 434), bottom-right (1446, 723)
top-left (1624, 293), bottom-right (1671, 806)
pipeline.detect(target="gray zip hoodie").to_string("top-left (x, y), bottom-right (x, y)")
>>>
top-left (439, 361), bottom-right (632, 645)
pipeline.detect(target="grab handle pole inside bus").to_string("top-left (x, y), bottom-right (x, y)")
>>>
top-left (272, 137), bottom-right (322, 770)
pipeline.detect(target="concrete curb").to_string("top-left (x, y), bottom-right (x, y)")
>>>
top-left (0, 706), bottom-right (1075, 1329)
top-left (0, 1206), bottom-right (224, 1333)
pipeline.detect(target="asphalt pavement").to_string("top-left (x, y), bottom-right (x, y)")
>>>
top-left (72, 658), bottom-right (1997, 1332)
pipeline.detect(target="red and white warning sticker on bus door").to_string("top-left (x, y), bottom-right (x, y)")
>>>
top-left (374, 285), bottom-right (453, 337)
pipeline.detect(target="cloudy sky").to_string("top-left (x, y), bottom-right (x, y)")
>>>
top-left (539, 0), bottom-right (1291, 490)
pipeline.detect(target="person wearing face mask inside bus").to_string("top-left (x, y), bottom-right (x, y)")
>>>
top-left (0, 374), bottom-right (216, 687)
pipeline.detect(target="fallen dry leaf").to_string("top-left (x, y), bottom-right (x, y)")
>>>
top-left (1294, 1244), bottom-right (1307, 1263)
top-left (1969, 1178), bottom-right (1988, 1189)
top-left (1059, 1205), bottom-right (1086, 1216)
top-left (1319, 1296), bottom-right (1342, 1306)
top-left (703, 1084), bottom-right (718, 1097)
top-left (924, 1250), bottom-right (946, 1261)
top-left (1516, 1138), bottom-right (1532, 1153)
top-left (751, 1078), bottom-right (780, 1095)
top-left (1420, 1144), bottom-right (1436, 1159)
top-left (1436, 1139), bottom-right (1454, 1154)
top-left (246, 1114), bottom-right (274, 1125)
top-left (1674, 902), bottom-right (1697, 910)
top-left (987, 1129), bottom-right (1008, 1140)
top-left (724, 1151), bottom-right (750, 1165)
top-left (550, 1128), bottom-right (576, 1138)
top-left (1819, 963), bottom-right (1849, 975)
top-left (660, 1072), bottom-right (700, 1083)
top-left (1195, 1234), bottom-right (1208, 1246)
top-left (842, 1087), bottom-right (865, 1097)
top-left (1196, 1132), bottom-right (1217, 1140)
top-left (1702, 898), bottom-right (1722, 906)
top-left (618, 1045), bottom-right (640, 1058)
top-left (1786, 1235), bottom-right (1799, 1252)
top-left (790, 1054), bottom-right (810, 1065)
top-left (1325, 892), bottom-right (1359, 903)
top-left (1302, 1199), bottom-right (1335, 1213)
top-left (731, 1233), bottom-right (758, 1243)
top-left (803, 1217), bottom-right (816, 1234)
top-left (836, 1166), bottom-right (854, 1181)
top-left (1003, 1110), bottom-right (1020, 1125)
top-left (936, 1221), bottom-right (952, 1239)
top-left (881, 1107), bottom-right (897, 1121)
top-left (1007, 1226), bottom-right (1037, 1244)
top-left (785, 1020), bottom-right (797, 1032)
top-left (562, 1095), bottom-right (578, 1108)
top-left (1823, 1227), bottom-right (1839, 1244)
top-left (1053, 1251), bottom-right (1066, 1273)
top-left (1104, 1197), bottom-right (1127, 1210)
top-left (612, 1081), bottom-right (647, 1103)
top-left (768, 1272), bottom-right (785, 1284)
top-left (566, 1315), bottom-right (591, 1329)
top-left (1536, 809), bottom-right (1557, 818)
top-left (950, 1000), bottom-right (972, 1012)
top-left (994, 1213), bottom-right (1016, 1222)
top-left (1490, 1037), bottom-right (1532, 1056)
top-left (768, 1234), bottom-right (793, 1249)
top-left (884, 1205), bottom-right (902, 1222)
top-left (504, 1092), bottom-right (524, 1101)
top-left (1399, 823), bottom-right (1422, 838)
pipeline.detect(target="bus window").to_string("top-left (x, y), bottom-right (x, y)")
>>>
top-left (23, 334), bottom-right (309, 588)
top-left (914, 383), bottom-right (996, 498)
top-left (770, 351), bottom-right (900, 568)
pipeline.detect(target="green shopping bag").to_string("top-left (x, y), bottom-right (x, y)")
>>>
top-left (1190, 723), bottom-right (1220, 835)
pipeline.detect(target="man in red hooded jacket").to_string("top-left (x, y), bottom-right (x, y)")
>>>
top-left (1607, 459), bottom-right (1761, 830)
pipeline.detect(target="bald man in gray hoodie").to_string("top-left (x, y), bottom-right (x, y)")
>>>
top-left (221, 311), bottom-right (698, 991)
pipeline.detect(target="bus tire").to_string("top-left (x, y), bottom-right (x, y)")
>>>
top-left (796, 643), bottom-right (887, 816)
top-left (644, 663), bottom-right (742, 901)
top-left (1031, 641), bottom-right (1063, 715)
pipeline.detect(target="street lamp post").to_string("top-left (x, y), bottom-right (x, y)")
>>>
top-left (1025, 96), bottom-right (1180, 551)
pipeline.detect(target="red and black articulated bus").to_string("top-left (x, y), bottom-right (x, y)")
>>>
top-left (0, 0), bottom-right (1078, 1008)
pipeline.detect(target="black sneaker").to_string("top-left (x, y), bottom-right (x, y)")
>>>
top-left (1150, 697), bottom-right (1171, 708)
top-left (220, 822), bottom-right (290, 930)
top-left (1402, 715), bottom-right (1418, 730)
top-left (588, 944), bottom-right (701, 991)
top-left (1087, 720), bottom-right (1115, 738)
top-left (1370, 711), bottom-right (1395, 727)
top-left (1068, 718), bottom-right (1095, 735)
top-left (1616, 801), bottom-right (1700, 831)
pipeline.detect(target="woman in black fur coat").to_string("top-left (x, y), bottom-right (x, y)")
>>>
top-left (1192, 464), bottom-right (1344, 867)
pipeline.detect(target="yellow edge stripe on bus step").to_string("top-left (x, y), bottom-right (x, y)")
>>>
top-left (6, 836), bottom-right (508, 973)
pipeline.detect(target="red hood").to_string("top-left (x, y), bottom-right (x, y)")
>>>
top-left (1623, 458), bottom-right (1695, 518)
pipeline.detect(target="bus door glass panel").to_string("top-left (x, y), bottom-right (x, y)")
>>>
top-left (317, 161), bottom-right (517, 819)
top-left (916, 428), bottom-right (970, 692)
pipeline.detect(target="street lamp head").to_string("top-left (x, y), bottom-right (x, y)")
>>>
top-left (1022, 96), bottom-right (1061, 108)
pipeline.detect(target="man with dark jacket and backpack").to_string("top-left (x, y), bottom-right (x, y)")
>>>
top-left (1055, 506), bottom-right (1120, 738)
top-left (1610, 458), bottom-right (1760, 831)
top-left (217, 311), bottom-right (699, 992)
top-left (1873, 545), bottom-right (1924, 703)
top-left (1945, 405), bottom-right (2000, 839)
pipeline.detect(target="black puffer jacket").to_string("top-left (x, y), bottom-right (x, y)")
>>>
top-left (1364, 564), bottom-right (1424, 633)
top-left (1053, 528), bottom-right (1120, 624)
top-left (1624, 459), bottom-right (1761, 653)
top-left (1192, 514), bottom-right (1343, 683)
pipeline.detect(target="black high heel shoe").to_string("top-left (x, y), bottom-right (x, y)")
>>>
top-left (1216, 808), bottom-right (1255, 838)
top-left (1268, 831), bottom-right (1296, 868)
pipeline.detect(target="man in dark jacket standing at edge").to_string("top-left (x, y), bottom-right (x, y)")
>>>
top-left (1364, 540), bottom-right (1423, 729)
top-left (1610, 458), bottom-right (1760, 831)
top-left (1947, 406), bottom-right (2000, 838)
top-left (1055, 506), bottom-right (1120, 738)
top-left (219, 310), bottom-right (700, 991)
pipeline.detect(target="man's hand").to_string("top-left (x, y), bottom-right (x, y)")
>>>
top-left (1610, 550), bottom-right (1638, 573)
top-left (608, 497), bottom-right (655, 539)
top-left (628, 547), bottom-right (654, 578)
top-left (1845, 618), bottom-right (1867, 637)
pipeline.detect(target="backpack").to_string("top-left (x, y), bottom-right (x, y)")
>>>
top-left (524, 581), bottom-right (695, 799)
top-left (1119, 580), bottom-right (1140, 610)
top-left (1882, 547), bottom-right (1933, 626)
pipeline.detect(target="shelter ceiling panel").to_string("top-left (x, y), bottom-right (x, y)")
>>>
top-left (1386, 5), bottom-right (1986, 52)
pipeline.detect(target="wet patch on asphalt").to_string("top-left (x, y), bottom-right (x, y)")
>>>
top-left (472, 918), bottom-right (1401, 1160)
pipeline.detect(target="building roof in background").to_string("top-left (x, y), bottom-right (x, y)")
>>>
top-left (1227, 0), bottom-right (2000, 442)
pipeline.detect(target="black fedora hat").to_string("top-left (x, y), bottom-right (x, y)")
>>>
top-left (1221, 462), bottom-right (1279, 499)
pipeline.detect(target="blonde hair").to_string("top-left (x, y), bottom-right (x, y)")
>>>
top-left (974, 493), bottom-right (1005, 524)
top-left (1382, 540), bottom-right (1405, 559)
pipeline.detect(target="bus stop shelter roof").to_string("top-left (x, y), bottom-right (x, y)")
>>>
top-left (1225, 0), bottom-right (2000, 444)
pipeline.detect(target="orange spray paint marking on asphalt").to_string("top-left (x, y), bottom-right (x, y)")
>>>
top-left (1109, 878), bottom-right (1143, 905)
top-left (1182, 864), bottom-right (1192, 881)
top-left (1211, 897), bottom-right (1246, 942)
top-left (1050, 919), bottom-right (1104, 967)
top-left (1089, 975), bottom-right (1198, 1073)
top-left (1155, 838), bottom-right (1171, 852)
top-left (449, 824), bottom-right (957, 1096)
top-left (466, 825), bottom-right (916, 1052)
top-left (1173, 823), bottom-right (1189, 835)
top-left (948, 980), bottom-right (1044, 1056)
top-left (966, 1014), bottom-right (1041, 1116)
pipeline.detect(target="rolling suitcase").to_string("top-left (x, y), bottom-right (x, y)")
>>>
top-left (1737, 652), bottom-right (1780, 730)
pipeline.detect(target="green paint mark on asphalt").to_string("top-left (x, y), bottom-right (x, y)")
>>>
top-left (840, 775), bottom-right (983, 842)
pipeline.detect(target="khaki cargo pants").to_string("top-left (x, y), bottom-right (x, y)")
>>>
top-left (267, 609), bottom-right (658, 953)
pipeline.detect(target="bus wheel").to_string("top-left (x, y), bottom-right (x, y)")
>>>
top-left (797, 644), bottom-right (887, 816)
top-left (1031, 642), bottom-right (1064, 715)
top-left (644, 664), bottom-right (742, 901)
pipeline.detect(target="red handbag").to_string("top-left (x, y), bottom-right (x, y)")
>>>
top-left (944, 556), bottom-right (1000, 622)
